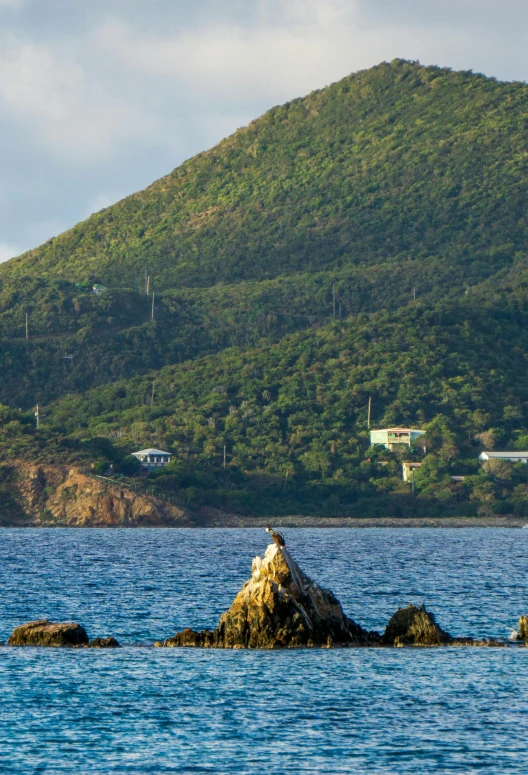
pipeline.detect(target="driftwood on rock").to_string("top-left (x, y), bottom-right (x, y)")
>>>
top-left (8, 619), bottom-right (89, 647)
top-left (159, 543), bottom-right (379, 649)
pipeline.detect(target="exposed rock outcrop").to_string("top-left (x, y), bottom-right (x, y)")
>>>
top-left (383, 604), bottom-right (452, 646)
top-left (159, 543), bottom-right (379, 649)
top-left (519, 616), bottom-right (528, 641)
top-left (1, 462), bottom-right (193, 527)
top-left (8, 619), bottom-right (89, 647)
top-left (87, 637), bottom-right (121, 648)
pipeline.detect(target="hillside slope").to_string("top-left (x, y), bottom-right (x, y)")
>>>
top-left (39, 290), bottom-right (528, 516)
top-left (2, 60), bottom-right (528, 519)
top-left (1, 59), bottom-right (527, 408)
top-left (2, 59), bottom-right (527, 290)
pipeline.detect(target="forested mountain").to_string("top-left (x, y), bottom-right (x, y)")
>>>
top-left (2, 60), bottom-right (527, 290)
top-left (1, 60), bottom-right (528, 519)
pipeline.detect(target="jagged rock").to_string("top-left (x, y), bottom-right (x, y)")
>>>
top-left (383, 604), bottom-right (452, 646)
top-left (519, 616), bottom-right (528, 641)
top-left (87, 637), bottom-right (121, 648)
top-left (160, 543), bottom-right (377, 649)
top-left (8, 619), bottom-right (89, 647)
top-left (2, 462), bottom-right (193, 527)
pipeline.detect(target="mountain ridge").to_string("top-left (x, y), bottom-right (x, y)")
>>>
top-left (2, 59), bottom-right (527, 290)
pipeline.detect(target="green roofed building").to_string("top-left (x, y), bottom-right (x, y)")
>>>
top-left (370, 428), bottom-right (426, 450)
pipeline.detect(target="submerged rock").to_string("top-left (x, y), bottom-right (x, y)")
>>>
top-left (87, 637), bottom-right (121, 648)
top-left (383, 604), bottom-right (452, 646)
top-left (8, 619), bottom-right (89, 647)
top-left (160, 543), bottom-right (378, 649)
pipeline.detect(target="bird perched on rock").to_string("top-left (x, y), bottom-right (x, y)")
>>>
top-left (265, 526), bottom-right (286, 548)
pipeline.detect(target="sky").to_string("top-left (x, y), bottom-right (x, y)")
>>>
top-left (0, 0), bottom-right (526, 263)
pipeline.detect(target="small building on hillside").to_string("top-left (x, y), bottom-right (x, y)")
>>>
top-left (370, 428), bottom-right (426, 450)
top-left (479, 451), bottom-right (528, 464)
top-left (402, 462), bottom-right (422, 482)
top-left (92, 284), bottom-right (107, 296)
top-left (132, 448), bottom-right (172, 472)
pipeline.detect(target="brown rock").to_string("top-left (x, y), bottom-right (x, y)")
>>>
top-left (87, 637), bottom-right (121, 648)
top-left (8, 619), bottom-right (89, 647)
top-left (2, 462), bottom-right (193, 527)
top-left (383, 604), bottom-right (452, 646)
top-left (519, 616), bottom-right (528, 641)
top-left (162, 543), bottom-right (377, 649)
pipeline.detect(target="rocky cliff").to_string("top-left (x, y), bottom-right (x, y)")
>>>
top-left (0, 462), bottom-right (193, 527)
top-left (159, 542), bottom-right (379, 649)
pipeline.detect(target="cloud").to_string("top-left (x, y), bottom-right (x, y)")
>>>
top-left (0, 242), bottom-right (20, 263)
top-left (0, 37), bottom-right (159, 163)
top-left (0, 0), bottom-right (527, 258)
top-left (98, 0), bottom-right (526, 118)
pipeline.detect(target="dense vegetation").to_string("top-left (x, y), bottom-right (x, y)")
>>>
top-left (2, 59), bottom-right (527, 292)
top-left (1, 60), bottom-right (528, 518)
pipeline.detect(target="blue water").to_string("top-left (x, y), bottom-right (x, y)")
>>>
top-left (0, 528), bottom-right (526, 774)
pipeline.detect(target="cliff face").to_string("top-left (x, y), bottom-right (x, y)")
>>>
top-left (0, 463), bottom-right (192, 527)
top-left (161, 542), bottom-right (377, 648)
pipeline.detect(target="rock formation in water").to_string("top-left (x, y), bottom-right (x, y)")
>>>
top-left (159, 542), bottom-right (379, 649)
top-left (382, 604), bottom-right (508, 647)
top-left (518, 616), bottom-right (528, 642)
top-left (87, 637), bottom-right (121, 648)
top-left (8, 619), bottom-right (89, 647)
top-left (7, 619), bottom-right (121, 648)
top-left (383, 604), bottom-right (452, 646)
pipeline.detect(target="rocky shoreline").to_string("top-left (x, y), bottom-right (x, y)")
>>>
top-left (197, 512), bottom-right (528, 529)
top-left (1, 463), bottom-right (527, 528)
top-left (3, 541), bottom-right (527, 650)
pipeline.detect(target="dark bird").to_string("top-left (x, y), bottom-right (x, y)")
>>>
top-left (265, 526), bottom-right (286, 548)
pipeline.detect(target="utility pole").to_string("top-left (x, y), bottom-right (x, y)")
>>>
top-left (413, 287), bottom-right (416, 302)
top-left (367, 396), bottom-right (372, 430)
top-left (25, 313), bottom-right (29, 340)
top-left (35, 404), bottom-right (40, 430)
top-left (223, 445), bottom-right (227, 469)
top-left (146, 275), bottom-right (150, 296)
top-left (150, 381), bottom-right (155, 408)
top-left (151, 292), bottom-right (155, 321)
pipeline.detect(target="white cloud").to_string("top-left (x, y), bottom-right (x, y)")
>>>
top-left (0, 38), bottom-right (159, 163)
top-left (0, 0), bottom-right (527, 256)
top-left (97, 0), bottom-right (522, 118)
top-left (0, 242), bottom-right (20, 263)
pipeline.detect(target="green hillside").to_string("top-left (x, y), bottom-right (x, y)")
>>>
top-left (2, 59), bottom-right (527, 290)
top-left (37, 289), bottom-right (528, 517)
top-left (2, 59), bottom-right (528, 519)
top-left (0, 253), bottom-right (496, 407)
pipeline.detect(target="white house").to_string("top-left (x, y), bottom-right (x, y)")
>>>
top-left (132, 448), bottom-right (172, 471)
top-left (479, 451), bottom-right (528, 464)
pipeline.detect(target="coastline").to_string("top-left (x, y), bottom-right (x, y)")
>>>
top-left (197, 512), bottom-right (527, 529)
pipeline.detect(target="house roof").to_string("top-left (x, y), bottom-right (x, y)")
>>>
top-left (132, 449), bottom-right (172, 456)
top-left (372, 428), bottom-right (425, 433)
top-left (480, 451), bottom-right (528, 458)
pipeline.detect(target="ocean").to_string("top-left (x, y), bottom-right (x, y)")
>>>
top-left (0, 528), bottom-right (526, 774)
